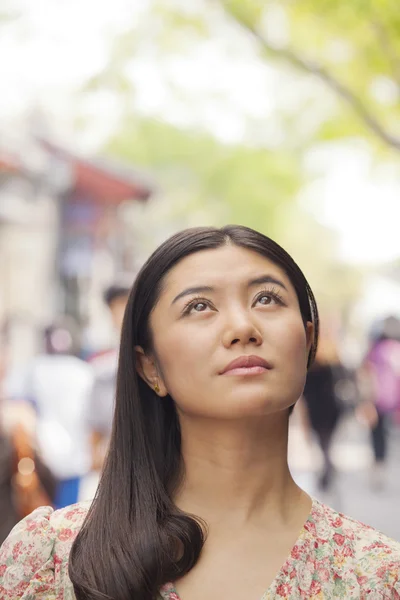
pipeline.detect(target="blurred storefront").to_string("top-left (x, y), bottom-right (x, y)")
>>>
top-left (0, 138), bottom-right (151, 364)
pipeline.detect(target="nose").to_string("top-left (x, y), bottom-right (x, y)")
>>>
top-left (221, 309), bottom-right (263, 348)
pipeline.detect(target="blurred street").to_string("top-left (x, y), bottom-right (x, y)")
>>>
top-left (290, 413), bottom-right (400, 540)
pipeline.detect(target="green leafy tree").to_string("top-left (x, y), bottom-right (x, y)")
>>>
top-left (220, 0), bottom-right (400, 154)
top-left (108, 117), bottom-right (303, 238)
top-left (94, 0), bottom-right (400, 155)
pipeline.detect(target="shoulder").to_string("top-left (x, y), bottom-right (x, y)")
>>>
top-left (312, 499), bottom-right (400, 593)
top-left (0, 501), bottom-right (90, 599)
top-left (316, 500), bottom-right (400, 556)
top-left (51, 500), bottom-right (91, 539)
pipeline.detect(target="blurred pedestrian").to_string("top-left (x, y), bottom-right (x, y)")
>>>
top-left (358, 316), bottom-right (400, 488)
top-left (5, 322), bottom-right (93, 509)
top-left (87, 284), bottom-right (130, 471)
top-left (300, 334), bottom-right (344, 490)
top-left (0, 346), bottom-right (18, 544)
top-left (0, 330), bottom-right (55, 542)
top-left (0, 434), bottom-right (17, 545)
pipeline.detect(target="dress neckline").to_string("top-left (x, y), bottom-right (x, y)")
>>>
top-left (160, 496), bottom-right (318, 600)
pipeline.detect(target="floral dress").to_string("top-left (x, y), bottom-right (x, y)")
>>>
top-left (0, 497), bottom-right (399, 599)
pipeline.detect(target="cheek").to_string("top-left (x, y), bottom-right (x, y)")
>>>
top-left (153, 327), bottom-right (210, 393)
top-left (273, 311), bottom-right (308, 357)
top-left (272, 316), bottom-right (309, 385)
top-left (285, 323), bottom-right (308, 362)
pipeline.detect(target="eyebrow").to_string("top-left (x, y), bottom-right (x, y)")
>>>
top-left (171, 275), bottom-right (288, 305)
top-left (249, 275), bottom-right (288, 291)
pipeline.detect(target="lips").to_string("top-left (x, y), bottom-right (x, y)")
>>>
top-left (220, 355), bottom-right (272, 375)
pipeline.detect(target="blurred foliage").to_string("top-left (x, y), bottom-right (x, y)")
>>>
top-left (108, 117), bottom-right (302, 237)
top-left (0, 0), bottom-right (20, 24)
top-left (222, 0), bottom-right (400, 154)
top-left (0, 10), bottom-right (18, 23)
top-left (96, 0), bottom-right (400, 155)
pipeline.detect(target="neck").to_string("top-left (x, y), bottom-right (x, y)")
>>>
top-left (174, 411), bottom-right (306, 528)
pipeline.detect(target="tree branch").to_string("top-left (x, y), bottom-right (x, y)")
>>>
top-left (222, 5), bottom-right (400, 153)
top-left (371, 18), bottom-right (400, 89)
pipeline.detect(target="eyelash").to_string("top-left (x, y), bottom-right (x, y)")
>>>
top-left (182, 297), bottom-right (212, 316)
top-left (255, 287), bottom-right (285, 307)
top-left (181, 287), bottom-right (285, 316)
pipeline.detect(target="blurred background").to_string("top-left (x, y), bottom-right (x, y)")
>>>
top-left (1, 0), bottom-right (400, 542)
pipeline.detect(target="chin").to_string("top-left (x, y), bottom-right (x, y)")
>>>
top-left (220, 392), bottom-right (295, 419)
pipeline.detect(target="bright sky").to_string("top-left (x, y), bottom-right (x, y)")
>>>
top-left (302, 144), bottom-right (400, 264)
top-left (1, 0), bottom-right (399, 265)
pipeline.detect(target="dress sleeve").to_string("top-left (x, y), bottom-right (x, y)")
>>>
top-left (0, 505), bottom-right (57, 599)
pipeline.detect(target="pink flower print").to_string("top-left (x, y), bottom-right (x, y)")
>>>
top-left (276, 582), bottom-right (292, 596)
top-left (333, 533), bottom-right (345, 546)
top-left (12, 541), bottom-right (23, 561)
top-left (317, 567), bottom-right (330, 582)
top-left (310, 579), bottom-right (322, 594)
top-left (58, 528), bottom-right (74, 542)
top-left (291, 544), bottom-right (301, 559)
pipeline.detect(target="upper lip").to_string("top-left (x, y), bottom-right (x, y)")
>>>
top-left (220, 355), bottom-right (272, 374)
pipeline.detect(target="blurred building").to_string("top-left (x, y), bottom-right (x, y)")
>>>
top-left (0, 137), bottom-right (151, 364)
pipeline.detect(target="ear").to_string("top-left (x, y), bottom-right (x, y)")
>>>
top-left (305, 321), bottom-right (314, 354)
top-left (134, 346), bottom-right (168, 397)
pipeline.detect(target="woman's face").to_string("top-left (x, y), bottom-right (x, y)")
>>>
top-left (138, 245), bottom-right (313, 420)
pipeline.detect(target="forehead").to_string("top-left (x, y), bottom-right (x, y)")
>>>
top-left (162, 244), bottom-right (293, 294)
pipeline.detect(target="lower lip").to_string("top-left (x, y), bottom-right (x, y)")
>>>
top-left (223, 366), bottom-right (269, 376)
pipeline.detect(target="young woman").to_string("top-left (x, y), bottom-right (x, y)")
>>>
top-left (1, 226), bottom-right (399, 600)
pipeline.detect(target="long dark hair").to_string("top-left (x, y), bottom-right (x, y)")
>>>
top-left (69, 225), bottom-right (319, 600)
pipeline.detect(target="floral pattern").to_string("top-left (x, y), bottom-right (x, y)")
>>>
top-left (1, 497), bottom-right (399, 599)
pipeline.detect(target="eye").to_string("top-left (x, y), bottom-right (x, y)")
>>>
top-left (254, 288), bottom-right (284, 307)
top-left (258, 295), bottom-right (273, 305)
top-left (192, 302), bottom-right (208, 312)
top-left (182, 297), bottom-right (214, 316)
